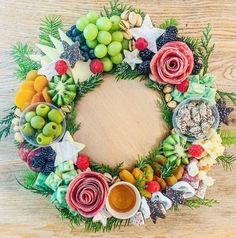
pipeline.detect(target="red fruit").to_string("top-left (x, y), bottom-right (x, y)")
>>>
top-left (146, 181), bottom-right (160, 193)
top-left (176, 79), bottom-right (189, 92)
top-left (135, 38), bottom-right (148, 50)
top-left (188, 144), bottom-right (204, 157)
top-left (18, 144), bottom-right (31, 162)
top-left (55, 60), bottom-right (68, 75)
top-left (76, 154), bottom-right (90, 170)
top-left (90, 59), bottom-right (104, 74)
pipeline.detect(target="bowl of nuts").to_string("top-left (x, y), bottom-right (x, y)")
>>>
top-left (172, 98), bottom-right (220, 142)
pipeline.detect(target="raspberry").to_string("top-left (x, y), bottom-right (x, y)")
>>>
top-left (176, 79), bottom-right (189, 92)
top-left (76, 154), bottom-right (90, 170)
top-left (55, 60), bottom-right (68, 75)
top-left (188, 144), bottom-right (204, 157)
top-left (146, 181), bottom-right (160, 193)
top-left (135, 38), bottom-right (148, 50)
top-left (90, 59), bottom-right (104, 74)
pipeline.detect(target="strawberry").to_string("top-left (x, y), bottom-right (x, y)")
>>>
top-left (55, 60), bottom-right (68, 75)
top-left (188, 144), bottom-right (204, 157)
top-left (135, 38), bottom-right (148, 51)
top-left (76, 154), bottom-right (90, 170)
top-left (90, 59), bottom-right (104, 74)
top-left (146, 181), bottom-right (160, 193)
top-left (176, 79), bottom-right (189, 92)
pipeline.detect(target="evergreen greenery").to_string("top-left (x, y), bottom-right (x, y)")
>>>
top-left (220, 130), bottom-right (236, 146)
top-left (11, 43), bottom-right (40, 80)
top-left (216, 154), bottom-right (236, 171)
top-left (181, 36), bottom-right (200, 52)
top-left (185, 198), bottom-right (219, 209)
top-left (66, 108), bottom-right (81, 135)
top-left (160, 18), bottom-right (178, 29)
top-left (217, 91), bottom-right (236, 106)
top-left (145, 79), bottom-right (164, 92)
top-left (160, 159), bottom-right (178, 178)
top-left (39, 15), bottom-right (63, 47)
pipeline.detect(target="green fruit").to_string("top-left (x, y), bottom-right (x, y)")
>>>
top-left (36, 133), bottom-right (53, 145)
top-left (111, 53), bottom-right (123, 64)
top-left (48, 109), bottom-right (64, 124)
top-left (76, 16), bottom-right (89, 31)
top-left (54, 124), bottom-right (63, 138)
top-left (110, 15), bottom-right (121, 31)
top-left (83, 24), bottom-right (98, 41)
top-left (94, 44), bottom-right (107, 58)
top-left (36, 104), bottom-right (50, 117)
top-left (48, 74), bottom-right (76, 106)
top-left (86, 11), bottom-right (98, 24)
top-left (43, 122), bottom-right (59, 136)
top-left (25, 111), bottom-right (36, 122)
top-left (86, 39), bottom-right (98, 48)
top-left (101, 57), bottom-right (113, 72)
top-left (97, 31), bottom-right (112, 45)
top-left (96, 17), bottom-right (112, 31)
top-left (112, 31), bottom-right (123, 42)
top-left (122, 39), bottom-right (129, 50)
top-left (107, 41), bottom-right (122, 56)
top-left (22, 123), bottom-right (35, 136)
top-left (30, 116), bottom-right (46, 129)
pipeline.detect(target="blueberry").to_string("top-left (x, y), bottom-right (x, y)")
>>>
top-left (75, 35), bottom-right (80, 42)
top-left (77, 34), bottom-right (85, 44)
top-left (71, 37), bottom-right (76, 42)
top-left (66, 30), bottom-right (72, 37)
top-left (82, 52), bottom-right (90, 62)
top-left (80, 44), bottom-right (90, 52)
top-left (89, 49), bottom-right (96, 59)
top-left (72, 28), bottom-right (80, 37)
top-left (70, 25), bottom-right (76, 30)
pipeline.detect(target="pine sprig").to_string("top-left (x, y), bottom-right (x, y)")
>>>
top-left (39, 15), bottom-right (63, 47)
top-left (101, 0), bottom-right (145, 18)
top-left (145, 79), bottom-right (164, 92)
top-left (198, 24), bottom-right (215, 75)
top-left (216, 154), bottom-right (236, 171)
top-left (11, 43), bottom-right (40, 80)
top-left (160, 159), bottom-right (178, 178)
top-left (185, 198), bottom-right (219, 209)
top-left (66, 108), bottom-right (81, 135)
top-left (90, 161), bottom-right (123, 177)
top-left (157, 96), bottom-right (173, 129)
top-left (159, 18), bottom-right (178, 29)
top-left (181, 36), bottom-right (200, 52)
top-left (111, 62), bottom-right (144, 81)
top-left (217, 91), bottom-right (236, 106)
top-left (220, 130), bottom-right (236, 146)
top-left (0, 106), bottom-right (16, 141)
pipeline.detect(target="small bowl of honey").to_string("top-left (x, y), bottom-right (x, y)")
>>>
top-left (106, 181), bottom-right (141, 219)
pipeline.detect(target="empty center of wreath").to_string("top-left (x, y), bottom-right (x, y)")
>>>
top-left (74, 75), bottom-right (169, 167)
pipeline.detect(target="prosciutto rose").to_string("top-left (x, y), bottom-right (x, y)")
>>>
top-left (66, 171), bottom-right (109, 218)
top-left (150, 41), bottom-right (194, 84)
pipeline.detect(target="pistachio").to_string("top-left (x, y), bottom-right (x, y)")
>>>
top-left (14, 132), bottom-right (24, 143)
top-left (112, 176), bottom-right (120, 184)
top-left (12, 118), bottom-right (19, 126)
top-left (136, 14), bottom-right (143, 27)
top-left (103, 172), bottom-right (113, 184)
top-left (14, 108), bottom-right (22, 117)
top-left (123, 30), bottom-right (132, 40)
top-left (165, 93), bottom-right (172, 102)
top-left (61, 105), bottom-right (72, 113)
top-left (13, 125), bottom-right (20, 132)
top-left (129, 39), bottom-right (136, 51)
top-left (167, 101), bottom-right (177, 109)
top-left (119, 20), bottom-right (130, 31)
top-left (128, 12), bottom-right (138, 26)
top-left (163, 84), bottom-right (174, 94)
top-left (121, 10), bottom-right (129, 20)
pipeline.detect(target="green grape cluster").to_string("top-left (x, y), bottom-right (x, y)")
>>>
top-left (76, 11), bottom-right (129, 72)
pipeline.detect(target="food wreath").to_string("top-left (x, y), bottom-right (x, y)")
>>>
top-left (1, 0), bottom-right (236, 233)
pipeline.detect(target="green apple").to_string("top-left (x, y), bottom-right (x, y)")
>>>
top-left (30, 116), bottom-right (46, 129)
top-left (54, 124), bottom-right (63, 138)
top-left (36, 133), bottom-right (53, 145)
top-left (25, 111), bottom-right (36, 122)
top-left (48, 109), bottom-right (64, 124)
top-left (36, 104), bottom-right (50, 117)
top-left (42, 122), bottom-right (58, 136)
top-left (22, 123), bottom-right (35, 136)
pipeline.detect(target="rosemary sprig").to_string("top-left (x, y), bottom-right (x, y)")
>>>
top-left (159, 18), bottom-right (178, 29)
top-left (181, 36), bottom-right (200, 52)
top-left (101, 0), bottom-right (145, 18)
top-left (66, 108), bottom-right (81, 135)
top-left (198, 24), bottom-right (215, 75)
top-left (185, 198), bottom-right (219, 209)
top-left (216, 154), bottom-right (236, 171)
top-left (160, 159), bottom-right (177, 178)
top-left (111, 62), bottom-right (144, 81)
top-left (90, 161), bottom-right (123, 177)
top-left (0, 106), bottom-right (16, 141)
top-left (217, 91), bottom-right (236, 106)
top-left (39, 15), bottom-right (63, 47)
top-left (220, 130), bottom-right (236, 146)
top-left (11, 43), bottom-right (40, 80)
top-left (145, 79), bottom-right (164, 92)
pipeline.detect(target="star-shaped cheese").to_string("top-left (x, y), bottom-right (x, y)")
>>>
top-left (123, 49), bottom-right (142, 70)
top-left (92, 208), bottom-right (111, 226)
top-left (51, 131), bottom-right (85, 167)
top-left (130, 15), bottom-right (165, 53)
top-left (38, 61), bottom-right (58, 81)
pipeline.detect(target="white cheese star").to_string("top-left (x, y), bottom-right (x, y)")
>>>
top-left (38, 61), bottom-right (58, 81)
top-left (51, 131), bottom-right (85, 167)
top-left (92, 208), bottom-right (111, 226)
top-left (123, 49), bottom-right (142, 70)
top-left (129, 15), bottom-right (165, 53)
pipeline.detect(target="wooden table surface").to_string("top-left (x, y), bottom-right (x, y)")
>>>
top-left (0, 0), bottom-right (236, 237)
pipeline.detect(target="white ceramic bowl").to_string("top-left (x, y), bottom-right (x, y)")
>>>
top-left (106, 181), bottom-right (141, 219)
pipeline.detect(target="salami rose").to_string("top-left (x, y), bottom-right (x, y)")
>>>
top-left (150, 41), bottom-right (194, 84)
top-left (66, 171), bottom-right (109, 218)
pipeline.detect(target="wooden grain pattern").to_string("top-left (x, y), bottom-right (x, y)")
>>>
top-left (0, 0), bottom-right (236, 237)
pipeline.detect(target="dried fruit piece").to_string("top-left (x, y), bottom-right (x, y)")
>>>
top-left (119, 169), bottom-right (136, 185)
top-left (31, 92), bottom-right (45, 103)
top-left (144, 164), bottom-right (154, 182)
top-left (34, 76), bottom-right (48, 92)
top-left (15, 90), bottom-right (35, 110)
top-left (154, 177), bottom-right (167, 190)
top-left (132, 168), bottom-right (145, 187)
top-left (140, 189), bottom-right (152, 198)
top-left (20, 81), bottom-right (36, 92)
top-left (164, 175), bottom-right (177, 186)
top-left (26, 70), bottom-right (38, 81)
top-left (42, 87), bottom-right (52, 103)
top-left (173, 166), bottom-right (184, 180)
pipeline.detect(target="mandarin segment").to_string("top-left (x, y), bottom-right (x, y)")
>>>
top-left (26, 70), bottom-right (38, 81)
top-left (34, 76), bottom-right (48, 92)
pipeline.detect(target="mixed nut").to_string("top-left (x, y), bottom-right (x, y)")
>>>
top-left (162, 84), bottom-right (177, 109)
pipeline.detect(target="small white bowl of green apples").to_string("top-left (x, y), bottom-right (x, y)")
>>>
top-left (19, 103), bottom-right (66, 147)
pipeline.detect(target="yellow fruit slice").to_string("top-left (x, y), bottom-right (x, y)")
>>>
top-left (26, 70), bottom-right (38, 81)
top-left (42, 87), bottom-right (52, 103)
top-left (15, 90), bottom-right (35, 110)
top-left (20, 81), bottom-right (36, 93)
top-left (31, 92), bottom-right (45, 103)
top-left (34, 76), bottom-right (48, 92)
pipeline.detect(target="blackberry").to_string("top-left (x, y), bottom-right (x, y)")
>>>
top-left (192, 54), bottom-right (202, 75)
top-left (156, 34), bottom-right (178, 51)
top-left (137, 61), bottom-right (151, 75)
top-left (40, 147), bottom-right (56, 161)
top-left (41, 161), bottom-right (55, 176)
top-left (139, 49), bottom-right (154, 61)
top-left (216, 100), bottom-right (234, 125)
top-left (166, 26), bottom-right (178, 36)
top-left (32, 155), bottom-right (46, 170)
